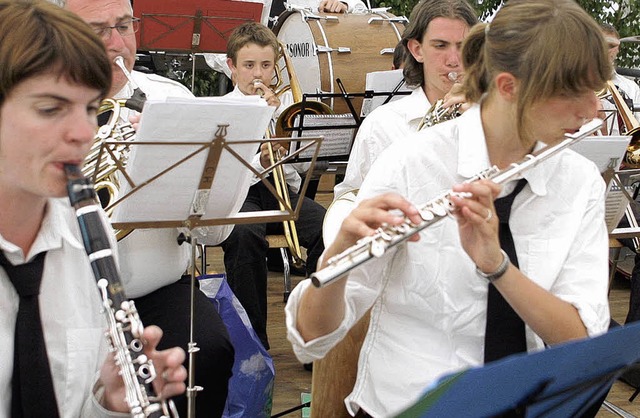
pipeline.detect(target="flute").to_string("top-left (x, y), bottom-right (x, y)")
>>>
top-left (310, 118), bottom-right (604, 288)
top-left (64, 164), bottom-right (178, 418)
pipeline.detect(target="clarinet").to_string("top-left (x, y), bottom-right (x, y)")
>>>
top-left (311, 118), bottom-right (604, 288)
top-left (64, 164), bottom-right (178, 418)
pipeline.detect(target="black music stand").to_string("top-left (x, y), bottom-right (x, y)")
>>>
top-left (396, 322), bottom-right (640, 417)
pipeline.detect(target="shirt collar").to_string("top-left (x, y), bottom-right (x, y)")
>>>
top-left (456, 104), bottom-right (551, 197)
top-left (0, 198), bottom-right (84, 264)
top-left (405, 87), bottom-right (433, 125)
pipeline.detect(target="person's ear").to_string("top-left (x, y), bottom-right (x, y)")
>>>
top-left (406, 39), bottom-right (424, 64)
top-left (495, 72), bottom-right (518, 101)
top-left (226, 57), bottom-right (237, 76)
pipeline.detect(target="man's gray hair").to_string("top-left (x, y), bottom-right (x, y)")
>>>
top-left (46, 0), bottom-right (133, 13)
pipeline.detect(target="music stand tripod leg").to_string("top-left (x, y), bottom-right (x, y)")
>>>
top-left (281, 247), bottom-right (291, 302)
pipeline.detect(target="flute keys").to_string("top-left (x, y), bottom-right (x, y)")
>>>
top-left (370, 240), bottom-right (385, 258)
top-left (431, 203), bottom-right (447, 217)
top-left (419, 208), bottom-right (435, 221)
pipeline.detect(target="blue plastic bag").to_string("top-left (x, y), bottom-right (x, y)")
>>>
top-left (199, 274), bottom-right (275, 418)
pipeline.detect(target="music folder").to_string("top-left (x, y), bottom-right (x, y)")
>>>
top-left (396, 322), bottom-right (640, 417)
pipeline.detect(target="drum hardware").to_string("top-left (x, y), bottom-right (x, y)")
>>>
top-left (273, 9), bottom-right (406, 114)
top-left (379, 47), bottom-right (395, 55)
top-left (316, 45), bottom-right (351, 54)
top-left (368, 15), bottom-right (408, 25)
top-left (305, 13), bottom-right (339, 22)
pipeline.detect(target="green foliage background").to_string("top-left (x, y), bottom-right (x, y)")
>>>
top-left (374, 0), bottom-right (640, 69)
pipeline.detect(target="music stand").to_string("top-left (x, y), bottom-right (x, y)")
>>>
top-left (396, 322), bottom-right (640, 417)
top-left (360, 69), bottom-right (412, 118)
top-left (102, 97), bottom-right (323, 232)
top-left (89, 96), bottom-right (322, 413)
top-left (134, 0), bottom-right (262, 54)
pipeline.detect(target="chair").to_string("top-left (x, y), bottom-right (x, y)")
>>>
top-left (310, 311), bottom-right (371, 418)
top-left (199, 235), bottom-right (293, 303)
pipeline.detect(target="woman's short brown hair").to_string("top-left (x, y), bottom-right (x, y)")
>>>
top-left (0, 0), bottom-right (111, 105)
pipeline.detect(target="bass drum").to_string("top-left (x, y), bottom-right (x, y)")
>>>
top-left (273, 10), bottom-right (406, 115)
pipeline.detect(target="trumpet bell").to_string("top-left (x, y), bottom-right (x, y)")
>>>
top-left (275, 100), bottom-right (334, 137)
top-left (624, 128), bottom-right (640, 168)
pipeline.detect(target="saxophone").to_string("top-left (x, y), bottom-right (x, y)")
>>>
top-left (311, 118), bottom-right (604, 288)
top-left (64, 164), bottom-right (178, 418)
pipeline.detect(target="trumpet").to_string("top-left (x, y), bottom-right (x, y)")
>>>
top-left (310, 118), bottom-right (604, 288)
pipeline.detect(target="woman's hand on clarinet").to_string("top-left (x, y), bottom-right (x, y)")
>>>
top-left (450, 179), bottom-right (505, 274)
top-left (99, 325), bottom-right (187, 413)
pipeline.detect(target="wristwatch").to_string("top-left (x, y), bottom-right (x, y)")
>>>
top-left (476, 249), bottom-right (510, 282)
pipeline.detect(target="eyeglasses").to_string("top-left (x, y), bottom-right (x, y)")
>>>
top-left (92, 18), bottom-right (140, 40)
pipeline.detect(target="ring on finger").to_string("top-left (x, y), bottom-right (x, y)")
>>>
top-left (484, 209), bottom-right (493, 222)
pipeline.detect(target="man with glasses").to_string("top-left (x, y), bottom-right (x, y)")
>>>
top-left (49, 0), bottom-right (236, 417)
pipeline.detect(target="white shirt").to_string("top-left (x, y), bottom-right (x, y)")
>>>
top-left (612, 72), bottom-right (640, 122)
top-left (114, 71), bottom-right (234, 298)
top-left (0, 199), bottom-right (122, 418)
top-left (333, 87), bottom-right (430, 199)
top-left (286, 105), bottom-right (611, 417)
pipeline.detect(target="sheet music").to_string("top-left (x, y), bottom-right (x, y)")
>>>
top-left (571, 135), bottom-right (630, 173)
top-left (290, 113), bottom-right (356, 160)
top-left (361, 69), bottom-right (412, 118)
top-left (604, 170), bottom-right (640, 233)
top-left (111, 95), bottom-right (273, 224)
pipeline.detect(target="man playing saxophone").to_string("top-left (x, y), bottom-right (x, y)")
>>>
top-left (49, 0), bottom-right (236, 416)
top-left (0, 1), bottom-right (186, 416)
top-left (330, 0), bottom-right (478, 215)
top-left (286, 1), bottom-right (611, 417)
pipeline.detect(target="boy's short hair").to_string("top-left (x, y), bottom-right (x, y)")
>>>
top-left (227, 22), bottom-right (280, 65)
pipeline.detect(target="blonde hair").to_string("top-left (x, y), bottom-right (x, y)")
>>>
top-left (462, 0), bottom-right (611, 143)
